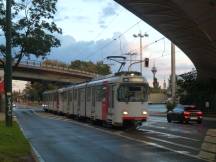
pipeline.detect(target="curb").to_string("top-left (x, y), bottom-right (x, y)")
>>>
top-left (31, 144), bottom-right (45, 162)
top-left (15, 116), bottom-right (45, 162)
top-left (199, 129), bottom-right (216, 162)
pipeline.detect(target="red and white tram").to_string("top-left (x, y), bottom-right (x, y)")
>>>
top-left (43, 71), bottom-right (149, 128)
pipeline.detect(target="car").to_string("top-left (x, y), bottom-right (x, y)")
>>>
top-left (167, 104), bottom-right (203, 124)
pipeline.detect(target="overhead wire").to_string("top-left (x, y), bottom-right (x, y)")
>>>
top-left (70, 9), bottom-right (124, 60)
top-left (85, 20), bottom-right (142, 59)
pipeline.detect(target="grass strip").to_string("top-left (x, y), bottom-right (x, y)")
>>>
top-left (0, 121), bottom-right (33, 162)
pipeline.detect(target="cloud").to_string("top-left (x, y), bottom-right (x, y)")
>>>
top-left (54, 16), bottom-right (70, 22)
top-left (48, 33), bottom-right (129, 71)
top-left (98, 2), bottom-right (120, 29)
top-left (12, 80), bottom-right (27, 92)
top-left (101, 2), bottom-right (119, 18)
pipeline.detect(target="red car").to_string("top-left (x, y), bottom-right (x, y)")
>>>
top-left (167, 104), bottom-right (203, 124)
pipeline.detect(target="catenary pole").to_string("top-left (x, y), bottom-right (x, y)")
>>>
top-left (171, 42), bottom-right (176, 102)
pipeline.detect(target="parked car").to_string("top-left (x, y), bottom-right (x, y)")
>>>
top-left (167, 104), bottom-right (203, 124)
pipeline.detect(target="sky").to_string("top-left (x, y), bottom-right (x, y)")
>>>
top-left (12, 0), bottom-right (195, 91)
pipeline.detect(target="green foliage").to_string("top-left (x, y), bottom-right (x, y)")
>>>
top-left (70, 60), bottom-right (111, 75)
top-left (23, 82), bottom-right (60, 101)
top-left (42, 59), bottom-right (67, 67)
top-left (166, 100), bottom-right (176, 112)
top-left (0, 121), bottom-right (31, 162)
top-left (177, 71), bottom-right (216, 112)
top-left (0, 0), bottom-right (61, 65)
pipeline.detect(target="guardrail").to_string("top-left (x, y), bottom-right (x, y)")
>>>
top-left (17, 60), bottom-right (98, 77)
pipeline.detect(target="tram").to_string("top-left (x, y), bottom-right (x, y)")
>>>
top-left (43, 71), bottom-right (149, 128)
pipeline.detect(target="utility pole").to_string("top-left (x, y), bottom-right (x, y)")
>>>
top-left (5, 0), bottom-right (13, 127)
top-left (171, 42), bottom-right (176, 102)
top-left (133, 32), bottom-right (148, 74)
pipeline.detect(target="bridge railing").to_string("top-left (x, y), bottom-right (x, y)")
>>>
top-left (19, 60), bottom-right (97, 77)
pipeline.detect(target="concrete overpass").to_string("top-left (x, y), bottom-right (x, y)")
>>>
top-left (0, 60), bottom-right (97, 84)
top-left (114, 0), bottom-right (216, 80)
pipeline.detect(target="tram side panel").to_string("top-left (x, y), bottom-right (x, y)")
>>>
top-left (62, 91), bottom-right (69, 115)
top-left (53, 92), bottom-right (58, 113)
top-left (86, 87), bottom-right (92, 119)
top-left (95, 86), bottom-right (103, 120)
top-left (68, 90), bottom-right (74, 116)
top-left (90, 86), bottom-right (96, 120)
top-left (73, 89), bottom-right (79, 117)
top-left (58, 91), bottom-right (64, 114)
top-left (79, 88), bottom-right (86, 118)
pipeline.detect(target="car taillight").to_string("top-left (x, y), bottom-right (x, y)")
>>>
top-left (184, 111), bottom-right (190, 116)
top-left (197, 112), bottom-right (203, 116)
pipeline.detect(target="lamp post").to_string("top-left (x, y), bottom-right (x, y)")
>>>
top-left (5, 0), bottom-right (13, 127)
top-left (133, 32), bottom-right (148, 74)
top-left (171, 42), bottom-right (176, 102)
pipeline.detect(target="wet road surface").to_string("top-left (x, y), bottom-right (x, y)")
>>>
top-left (15, 107), bottom-right (213, 162)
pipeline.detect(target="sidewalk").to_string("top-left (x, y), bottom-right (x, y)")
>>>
top-left (0, 113), bottom-right (4, 121)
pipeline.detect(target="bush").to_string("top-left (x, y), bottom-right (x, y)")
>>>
top-left (166, 100), bottom-right (176, 112)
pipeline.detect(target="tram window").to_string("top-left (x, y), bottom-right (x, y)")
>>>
top-left (109, 85), bottom-right (115, 108)
top-left (86, 87), bottom-right (91, 102)
top-left (117, 84), bottom-right (148, 102)
top-left (96, 86), bottom-right (103, 101)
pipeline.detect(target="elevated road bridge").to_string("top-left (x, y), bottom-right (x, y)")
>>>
top-left (115, 0), bottom-right (216, 80)
top-left (0, 60), bottom-right (97, 84)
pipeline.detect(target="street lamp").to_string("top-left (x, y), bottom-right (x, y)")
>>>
top-left (133, 32), bottom-right (148, 74)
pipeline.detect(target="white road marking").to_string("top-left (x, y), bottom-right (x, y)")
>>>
top-left (138, 128), bottom-right (201, 142)
top-left (143, 136), bottom-right (199, 151)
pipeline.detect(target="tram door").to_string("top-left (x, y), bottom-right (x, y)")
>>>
top-left (108, 85), bottom-right (115, 120)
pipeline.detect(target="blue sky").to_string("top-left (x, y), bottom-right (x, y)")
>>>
top-left (13, 0), bottom-right (195, 90)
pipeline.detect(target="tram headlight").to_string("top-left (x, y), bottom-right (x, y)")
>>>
top-left (122, 111), bottom-right (128, 115)
top-left (142, 111), bottom-right (148, 115)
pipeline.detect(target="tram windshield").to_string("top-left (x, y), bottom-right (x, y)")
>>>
top-left (117, 84), bottom-right (148, 102)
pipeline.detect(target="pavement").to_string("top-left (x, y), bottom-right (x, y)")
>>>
top-left (14, 106), bottom-right (216, 162)
top-left (0, 112), bottom-right (4, 121)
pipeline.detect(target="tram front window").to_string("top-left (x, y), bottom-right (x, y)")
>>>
top-left (117, 84), bottom-right (148, 102)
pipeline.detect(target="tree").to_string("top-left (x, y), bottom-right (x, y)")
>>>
top-left (23, 82), bottom-right (61, 102)
top-left (0, 0), bottom-right (62, 66)
top-left (42, 59), bottom-right (67, 67)
top-left (70, 60), bottom-right (111, 75)
top-left (177, 71), bottom-right (216, 113)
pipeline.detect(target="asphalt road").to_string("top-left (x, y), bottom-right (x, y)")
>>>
top-left (14, 107), bottom-right (214, 162)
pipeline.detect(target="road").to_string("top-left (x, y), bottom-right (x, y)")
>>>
top-left (14, 106), bottom-right (215, 162)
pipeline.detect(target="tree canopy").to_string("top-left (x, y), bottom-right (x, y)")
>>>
top-left (0, 0), bottom-right (62, 66)
top-left (69, 60), bottom-right (111, 75)
top-left (177, 71), bottom-right (216, 113)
